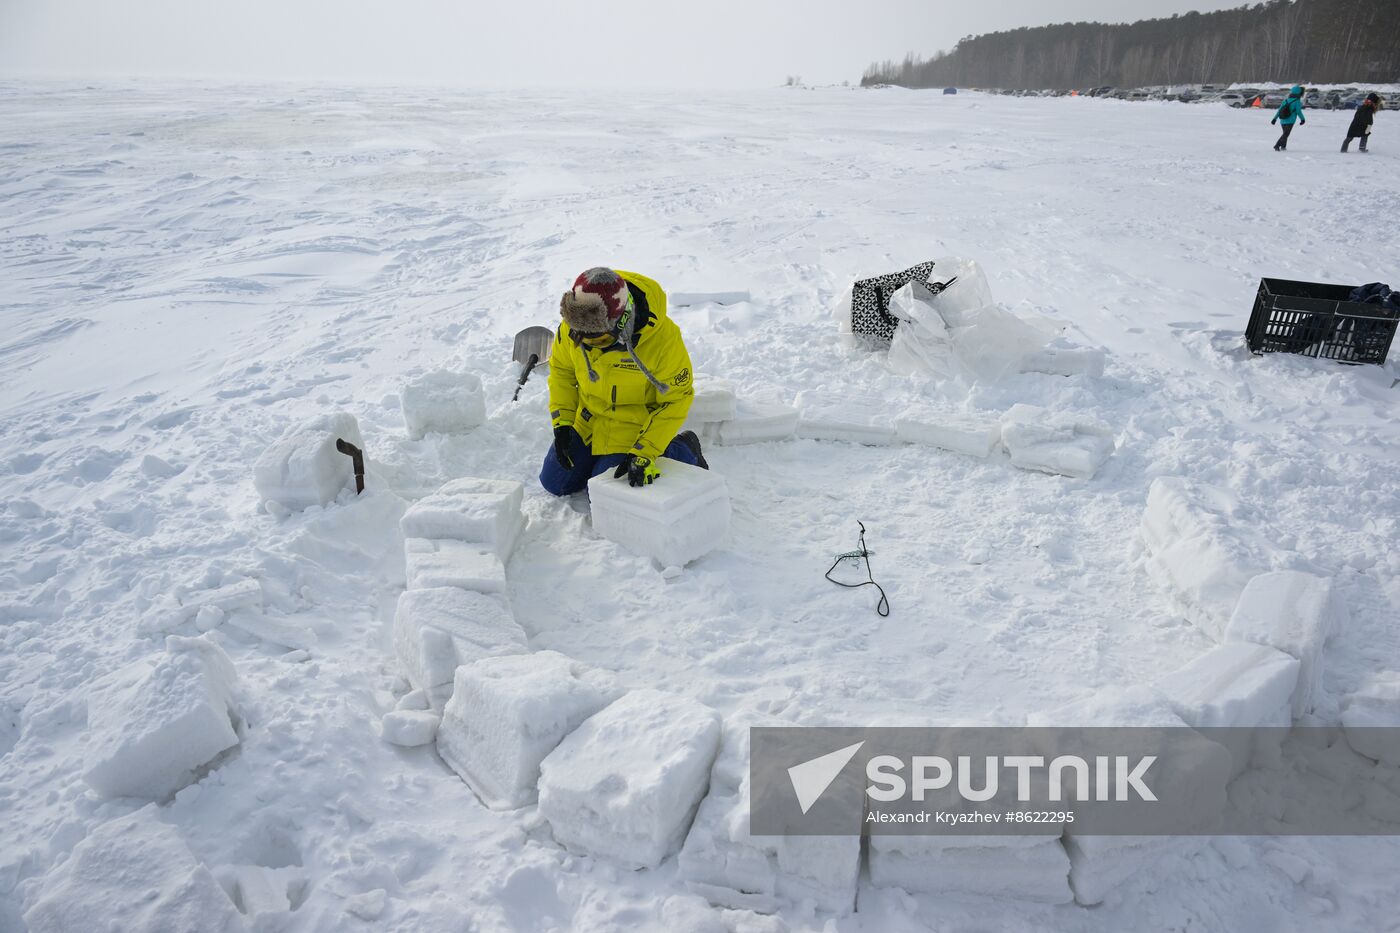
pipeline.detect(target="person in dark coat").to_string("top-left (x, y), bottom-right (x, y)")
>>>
top-left (1271, 85), bottom-right (1306, 151)
top-left (1342, 93), bottom-right (1381, 153)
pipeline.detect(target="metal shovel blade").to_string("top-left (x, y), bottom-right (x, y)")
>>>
top-left (511, 325), bottom-right (554, 401)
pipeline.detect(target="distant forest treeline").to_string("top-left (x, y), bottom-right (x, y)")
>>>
top-left (862, 0), bottom-right (1399, 89)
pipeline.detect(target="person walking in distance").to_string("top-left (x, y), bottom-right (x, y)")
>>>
top-left (1272, 85), bottom-right (1306, 151)
top-left (1342, 93), bottom-right (1381, 153)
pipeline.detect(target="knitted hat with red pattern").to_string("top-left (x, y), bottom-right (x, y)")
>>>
top-left (560, 267), bottom-right (633, 334)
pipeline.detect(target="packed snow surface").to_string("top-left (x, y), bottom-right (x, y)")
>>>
top-left (3, 80), bottom-right (1400, 931)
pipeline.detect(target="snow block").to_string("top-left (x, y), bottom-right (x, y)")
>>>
top-left (794, 390), bottom-right (897, 446)
top-left (1063, 835), bottom-right (1205, 907)
top-left (392, 587), bottom-right (527, 694)
top-left (868, 835), bottom-right (1072, 904)
top-left (399, 477), bottom-right (525, 563)
top-left (671, 291), bottom-right (752, 307)
top-left (253, 411), bottom-right (364, 511)
top-left (1021, 346), bottom-right (1106, 379)
top-left (404, 537), bottom-right (507, 594)
top-left (538, 689), bottom-right (722, 870)
top-left (1224, 571), bottom-right (1346, 718)
top-left (1140, 477), bottom-right (1266, 640)
top-left (589, 460), bottom-right (730, 567)
top-left (401, 370), bottom-right (486, 440)
top-left (1154, 643), bottom-right (1299, 775)
top-left (678, 715), bottom-right (861, 914)
top-left (1000, 404), bottom-right (1114, 479)
top-left (437, 650), bottom-right (622, 810)
top-left (140, 578), bottom-right (263, 635)
top-left (82, 635), bottom-right (241, 800)
top-left (717, 397), bottom-right (799, 446)
top-left (24, 807), bottom-right (244, 933)
top-left (894, 413), bottom-right (1001, 458)
top-left (381, 710), bottom-right (440, 746)
top-left (683, 374), bottom-right (738, 427)
top-left (1341, 672), bottom-right (1400, 766)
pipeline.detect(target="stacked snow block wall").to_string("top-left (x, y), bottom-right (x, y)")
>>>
top-left (389, 477), bottom-right (529, 739)
top-left (868, 835), bottom-right (1072, 904)
top-left (677, 713), bottom-right (861, 914)
top-left (401, 370), bottom-right (486, 440)
top-left (253, 412), bottom-right (364, 511)
top-left (588, 460), bottom-right (731, 567)
top-left (82, 635), bottom-right (242, 800)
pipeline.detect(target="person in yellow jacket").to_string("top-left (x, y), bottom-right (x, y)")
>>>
top-left (540, 267), bottom-right (708, 495)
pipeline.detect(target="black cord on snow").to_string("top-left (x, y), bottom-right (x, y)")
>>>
top-left (825, 521), bottom-right (890, 617)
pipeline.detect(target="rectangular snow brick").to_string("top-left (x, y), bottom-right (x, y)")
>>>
top-left (399, 477), bottom-right (525, 563)
top-left (253, 411), bottom-right (364, 511)
top-left (1063, 835), bottom-right (1206, 906)
top-left (392, 587), bottom-right (527, 693)
top-left (1341, 672), bottom-right (1400, 766)
top-left (437, 650), bottom-right (622, 810)
top-left (717, 397), bottom-right (799, 446)
top-left (678, 714), bottom-right (861, 915)
top-left (1021, 346), bottom-right (1106, 379)
top-left (794, 389), bottom-right (897, 446)
top-left (1225, 571), bottom-right (1347, 718)
top-left (1000, 404), bottom-right (1114, 479)
top-left (1154, 642), bottom-right (1299, 775)
top-left (1140, 477), bottom-right (1266, 640)
top-left (683, 374), bottom-right (738, 426)
top-left (895, 413), bottom-right (1001, 458)
top-left (589, 460), bottom-right (730, 567)
top-left (381, 710), bottom-right (440, 747)
top-left (868, 835), bottom-right (1072, 904)
top-left (24, 807), bottom-right (243, 933)
top-left (538, 689), bottom-right (721, 870)
top-left (82, 635), bottom-right (241, 800)
top-left (671, 291), bottom-right (752, 306)
top-left (401, 370), bottom-right (486, 440)
top-left (404, 538), bottom-right (507, 594)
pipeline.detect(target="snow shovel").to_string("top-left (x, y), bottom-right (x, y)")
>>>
top-left (512, 326), bottom-right (553, 401)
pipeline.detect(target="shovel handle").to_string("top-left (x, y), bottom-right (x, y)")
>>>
top-left (512, 353), bottom-right (541, 402)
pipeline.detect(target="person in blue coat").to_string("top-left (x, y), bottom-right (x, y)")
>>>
top-left (1272, 85), bottom-right (1307, 151)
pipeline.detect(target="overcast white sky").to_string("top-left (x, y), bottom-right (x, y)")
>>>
top-left (0, 0), bottom-right (1249, 88)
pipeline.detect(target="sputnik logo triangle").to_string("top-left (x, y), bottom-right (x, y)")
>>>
top-left (787, 741), bottom-right (865, 814)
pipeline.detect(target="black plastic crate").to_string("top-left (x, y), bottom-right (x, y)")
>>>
top-left (1246, 278), bottom-right (1399, 365)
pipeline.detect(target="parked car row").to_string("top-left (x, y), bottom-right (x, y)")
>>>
top-left (979, 84), bottom-right (1381, 110)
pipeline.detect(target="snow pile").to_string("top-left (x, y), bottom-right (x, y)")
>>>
top-left (404, 537), bottom-right (506, 593)
top-left (252, 412), bottom-right (364, 512)
top-left (380, 710), bottom-right (440, 747)
top-left (894, 412), bottom-right (1001, 458)
top-left (1341, 672), bottom-right (1400, 766)
top-left (139, 578), bottom-right (263, 635)
top-left (717, 395), bottom-right (799, 445)
top-left (392, 587), bottom-right (527, 704)
top-left (399, 477), bottom-right (525, 563)
top-left (1224, 571), bottom-right (1347, 718)
top-left (215, 864), bottom-right (306, 923)
top-left (677, 715), bottom-right (861, 914)
top-left (1139, 477), bottom-right (1266, 639)
top-left (794, 389), bottom-right (897, 446)
top-left (588, 460), bottom-right (731, 566)
top-left (999, 404), bottom-right (1115, 479)
top-left (401, 370), bottom-right (486, 440)
top-left (868, 835), bottom-right (1072, 904)
top-left (1153, 642), bottom-right (1299, 775)
top-left (437, 650), bottom-right (622, 809)
top-left (23, 807), bottom-right (244, 932)
top-left (82, 635), bottom-right (241, 800)
top-left (538, 689), bottom-right (721, 869)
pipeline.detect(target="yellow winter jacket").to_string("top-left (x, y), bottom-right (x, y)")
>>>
top-left (548, 270), bottom-right (695, 461)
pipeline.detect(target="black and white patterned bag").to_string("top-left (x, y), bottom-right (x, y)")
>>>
top-left (848, 261), bottom-right (942, 342)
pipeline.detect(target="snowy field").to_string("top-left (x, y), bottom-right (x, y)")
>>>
top-left (2, 81), bottom-right (1400, 931)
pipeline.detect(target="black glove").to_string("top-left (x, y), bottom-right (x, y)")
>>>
top-left (553, 425), bottom-right (581, 469)
top-left (614, 454), bottom-right (660, 487)
top-left (1271, 118), bottom-right (1277, 125)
